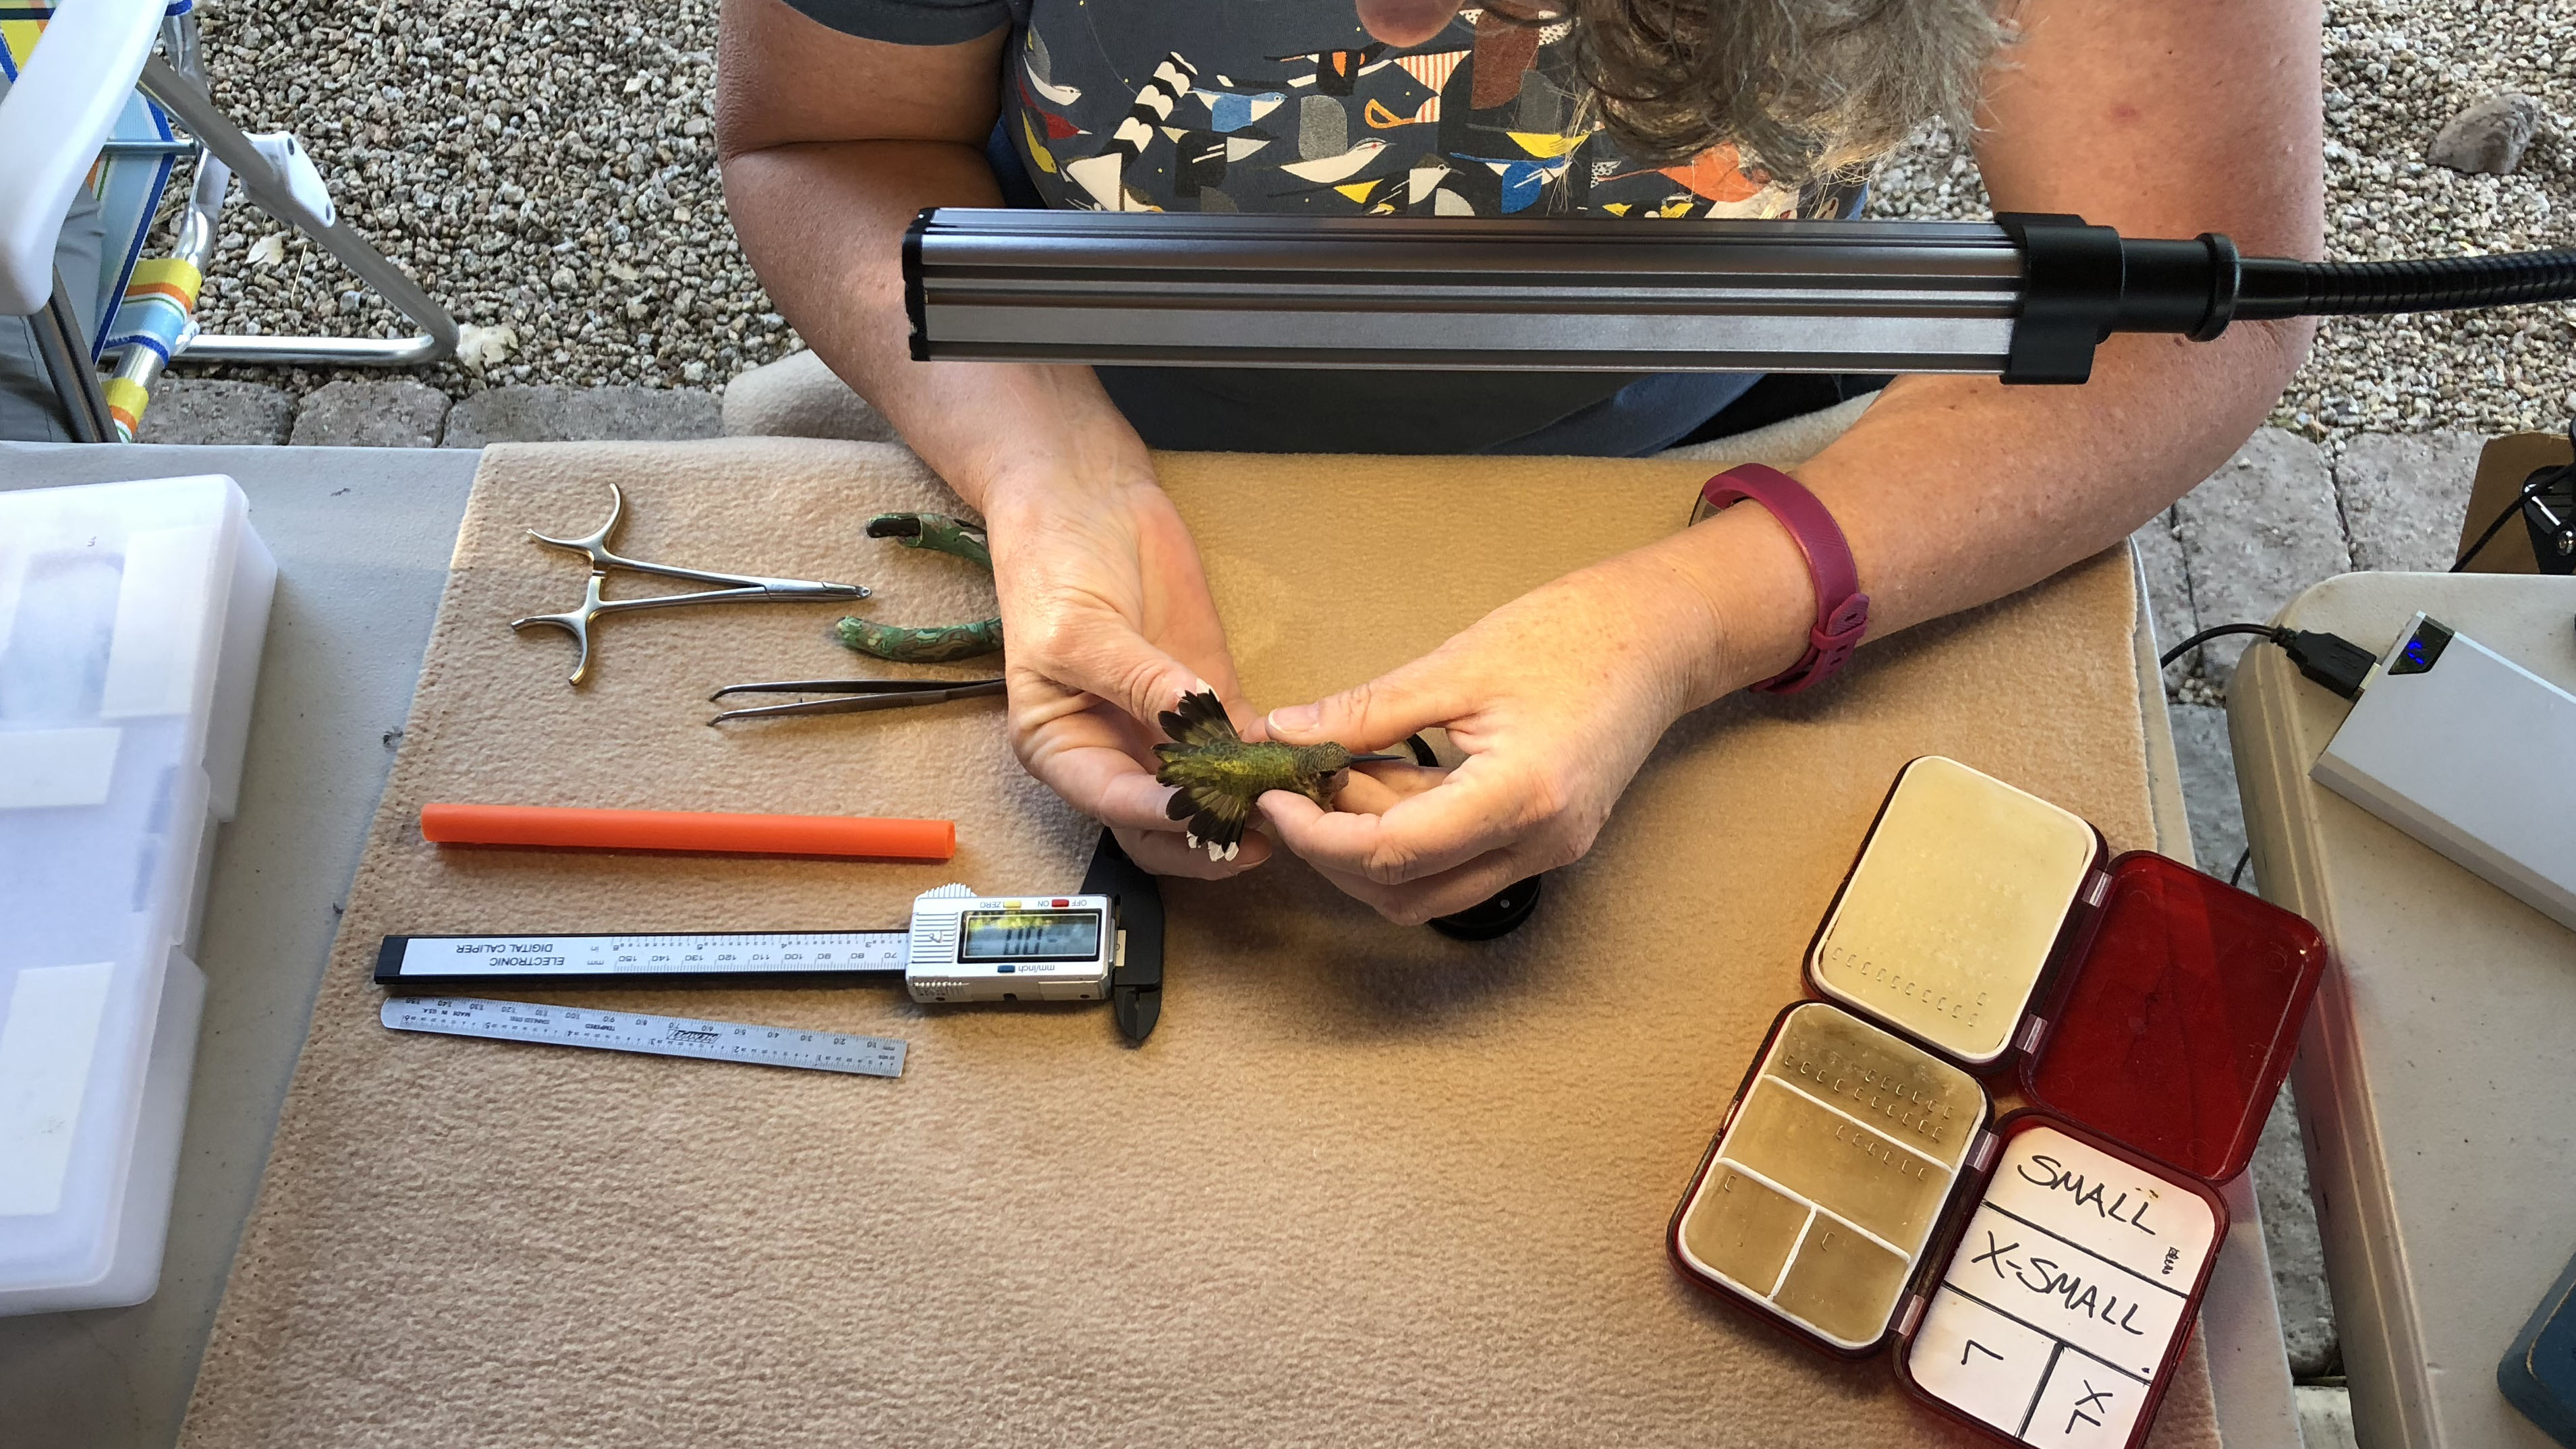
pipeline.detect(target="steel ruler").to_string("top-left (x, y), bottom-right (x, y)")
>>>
top-left (380, 996), bottom-right (907, 1077)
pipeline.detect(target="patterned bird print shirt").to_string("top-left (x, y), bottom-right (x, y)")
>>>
top-left (1002, 8), bottom-right (1842, 219)
top-left (787, 0), bottom-right (1850, 220)
top-left (781, 0), bottom-right (1859, 451)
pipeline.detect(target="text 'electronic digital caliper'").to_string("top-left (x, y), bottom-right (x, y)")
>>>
top-left (375, 830), bottom-right (1167, 1043)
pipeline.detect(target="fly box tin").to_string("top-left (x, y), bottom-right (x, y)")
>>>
top-left (1671, 756), bottom-right (2328, 1448)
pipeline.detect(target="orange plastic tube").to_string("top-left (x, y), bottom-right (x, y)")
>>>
top-left (420, 803), bottom-right (955, 861)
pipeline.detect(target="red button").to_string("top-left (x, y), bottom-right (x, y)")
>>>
top-left (1052, 898), bottom-right (1069, 907)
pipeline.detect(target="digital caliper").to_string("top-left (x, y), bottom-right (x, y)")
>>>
top-left (375, 830), bottom-right (1169, 1042)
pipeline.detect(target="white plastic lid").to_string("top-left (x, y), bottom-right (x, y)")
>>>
top-left (0, 475), bottom-right (269, 1303)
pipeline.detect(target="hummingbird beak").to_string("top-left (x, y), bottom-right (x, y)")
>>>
top-left (1345, 753), bottom-right (1409, 764)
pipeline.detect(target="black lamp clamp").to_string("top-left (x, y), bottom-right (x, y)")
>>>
top-left (1994, 213), bottom-right (2243, 384)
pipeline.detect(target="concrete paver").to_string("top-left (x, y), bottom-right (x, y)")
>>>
top-left (134, 379), bottom-right (295, 445)
top-left (2168, 702), bottom-right (2248, 879)
top-left (441, 385), bottom-right (722, 448)
top-left (720, 349), bottom-right (897, 443)
top-left (2171, 429), bottom-right (2354, 679)
top-left (2133, 511), bottom-right (2199, 682)
top-left (2336, 430), bottom-right (2486, 572)
top-left (2296, 1385), bottom-right (2359, 1448)
top-left (289, 379), bottom-right (453, 448)
top-left (2257, 1085), bottom-right (2340, 1380)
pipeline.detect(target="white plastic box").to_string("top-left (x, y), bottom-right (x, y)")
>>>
top-left (0, 474), bottom-right (273, 1315)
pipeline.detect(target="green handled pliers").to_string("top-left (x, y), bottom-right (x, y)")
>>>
top-left (837, 512), bottom-right (1004, 664)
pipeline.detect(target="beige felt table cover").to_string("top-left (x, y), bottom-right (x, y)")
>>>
top-left (179, 438), bottom-right (2214, 1449)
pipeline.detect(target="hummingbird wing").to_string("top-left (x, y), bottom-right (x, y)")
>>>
top-left (1155, 688), bottom-right (1240, 749)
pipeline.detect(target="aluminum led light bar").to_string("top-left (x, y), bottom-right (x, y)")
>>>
top-left (908, 210), bottom-right (2027, 377)
top-left (905, 208), bottom-right (2576, 385)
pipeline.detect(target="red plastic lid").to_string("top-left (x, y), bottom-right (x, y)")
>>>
top-left (2023, 853), bottom-right (2330, 1183)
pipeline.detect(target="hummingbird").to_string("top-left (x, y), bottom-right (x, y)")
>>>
top-left (1153, 689), bottom-right (1402, 862)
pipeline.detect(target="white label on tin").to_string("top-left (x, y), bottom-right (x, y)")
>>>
top-left (1990, 1129), bottom-right (2216, 1287)
top-left (1909, 1125), bottom-right (2216, 1445)
top-left (1940, 1201), bottom-right (2192, 1379)
top-left (0, 963), bottom-right (117, 1216)
top-left (1911, 1286), bottom-right (2056, 1426)
top-left (2023, 1343), bottom-right (2151, 1448)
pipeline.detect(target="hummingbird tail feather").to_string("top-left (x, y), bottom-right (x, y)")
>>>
top-left (1167, 781), bottom-right (1252, 847)
top-left (1157, 689), bottom-right (1240, 748)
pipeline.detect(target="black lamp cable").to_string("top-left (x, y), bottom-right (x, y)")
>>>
top-left (2159, 621), bottom-right (2374, 702)
top-left (2159, 623), bottom-right (2285, 671)
top-left (2154, 624), bottom-right (2375, 894)
top-left (2233, 249), bottom-right (2576, 321)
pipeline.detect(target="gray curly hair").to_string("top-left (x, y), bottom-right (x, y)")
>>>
top-left (1571, 0), bottom-right (2009, 186)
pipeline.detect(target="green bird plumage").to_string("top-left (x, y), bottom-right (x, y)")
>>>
top-left (1154, 689), bottom-right (1360, 861)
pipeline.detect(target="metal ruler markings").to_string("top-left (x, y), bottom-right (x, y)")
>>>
top-left (381, 996), bottom-right (907, 1077)
top-left (383, 930), bottom-right (912, 979)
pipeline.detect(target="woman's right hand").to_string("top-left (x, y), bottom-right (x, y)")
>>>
top-left (976, 447), bottom-right (1269, 880)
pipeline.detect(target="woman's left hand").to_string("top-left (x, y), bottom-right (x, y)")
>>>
top-left (1256, 536), bottom-right (1789, 923)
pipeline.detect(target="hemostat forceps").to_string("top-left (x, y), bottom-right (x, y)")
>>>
top-left (511, 484), bottom-right (871, 685)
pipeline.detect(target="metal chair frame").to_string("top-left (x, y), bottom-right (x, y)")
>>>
top-left (1, 0), bottom-right (455, 441)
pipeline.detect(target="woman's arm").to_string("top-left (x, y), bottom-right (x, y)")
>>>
top-left (1261, 0), bottom-right (2326, 921)
top-left (717, 0), bottom-right (1264, 878)
top-left (1764, 0), bottom-right (2325, 653)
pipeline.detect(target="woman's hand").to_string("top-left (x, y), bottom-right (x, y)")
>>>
top-left (1256, 526), bottom-right (1805, 922)
top-left (978, 457), bottom-right (1270, 880)
top-left (718, 1), bottom-right (1263, 880)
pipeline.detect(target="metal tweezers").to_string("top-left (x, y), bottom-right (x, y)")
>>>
top-left (708, 677), bottom-right (1006, 724)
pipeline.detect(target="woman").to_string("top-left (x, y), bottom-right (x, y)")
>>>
top-left (716, 0), bottom-right (2322, 919)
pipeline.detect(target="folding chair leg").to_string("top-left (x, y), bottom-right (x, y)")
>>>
top-left (137, 55), bottom-right (457, 368)
top-left (34, 268), bottom-right (115, 442)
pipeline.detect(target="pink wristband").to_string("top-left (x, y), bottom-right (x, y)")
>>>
top-left (1693, 464), bottom-right (1870, 695)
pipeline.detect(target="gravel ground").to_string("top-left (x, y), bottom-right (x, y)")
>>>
top-left (172, 0), bottom-right (2571, 436)
top-left (171, 0), bottom-right (795, 395)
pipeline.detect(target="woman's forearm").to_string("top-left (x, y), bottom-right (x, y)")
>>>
top-left (720, 138), bottom-right (1153, 513)
top-left (1646, 0), bottom-right (2324, 712)
top-left (1817, 318), bottom-right (2314, 645)
top-left (718, 80), bottom-right (1156, 525)
top-left (1642, 317), bottom-right (2314, 714)
top-left (1799, 322), bottom-right (2313, 637)
top-left (715, 1), bottom-right (1153, 511)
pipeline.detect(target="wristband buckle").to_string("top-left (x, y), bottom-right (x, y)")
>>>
top-left (1695, 465), bottom-right (1870, 695)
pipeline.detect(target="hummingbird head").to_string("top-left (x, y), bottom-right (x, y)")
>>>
top-left (1289, 741), bottom-right (1356, 801)
top-left (1297, 741), bottom-right (1355, 779)
top-left (1287, 743), bottom-right (1406, 803)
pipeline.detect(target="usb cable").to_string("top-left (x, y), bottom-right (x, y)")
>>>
top-left (2161, 623), bottom-right (2376, 701)
top-left (2160, 621), bottom-right (2381, 887)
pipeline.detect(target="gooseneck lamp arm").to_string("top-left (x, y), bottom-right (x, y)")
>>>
top-left (901, 208), bottom-right (2576, 385)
